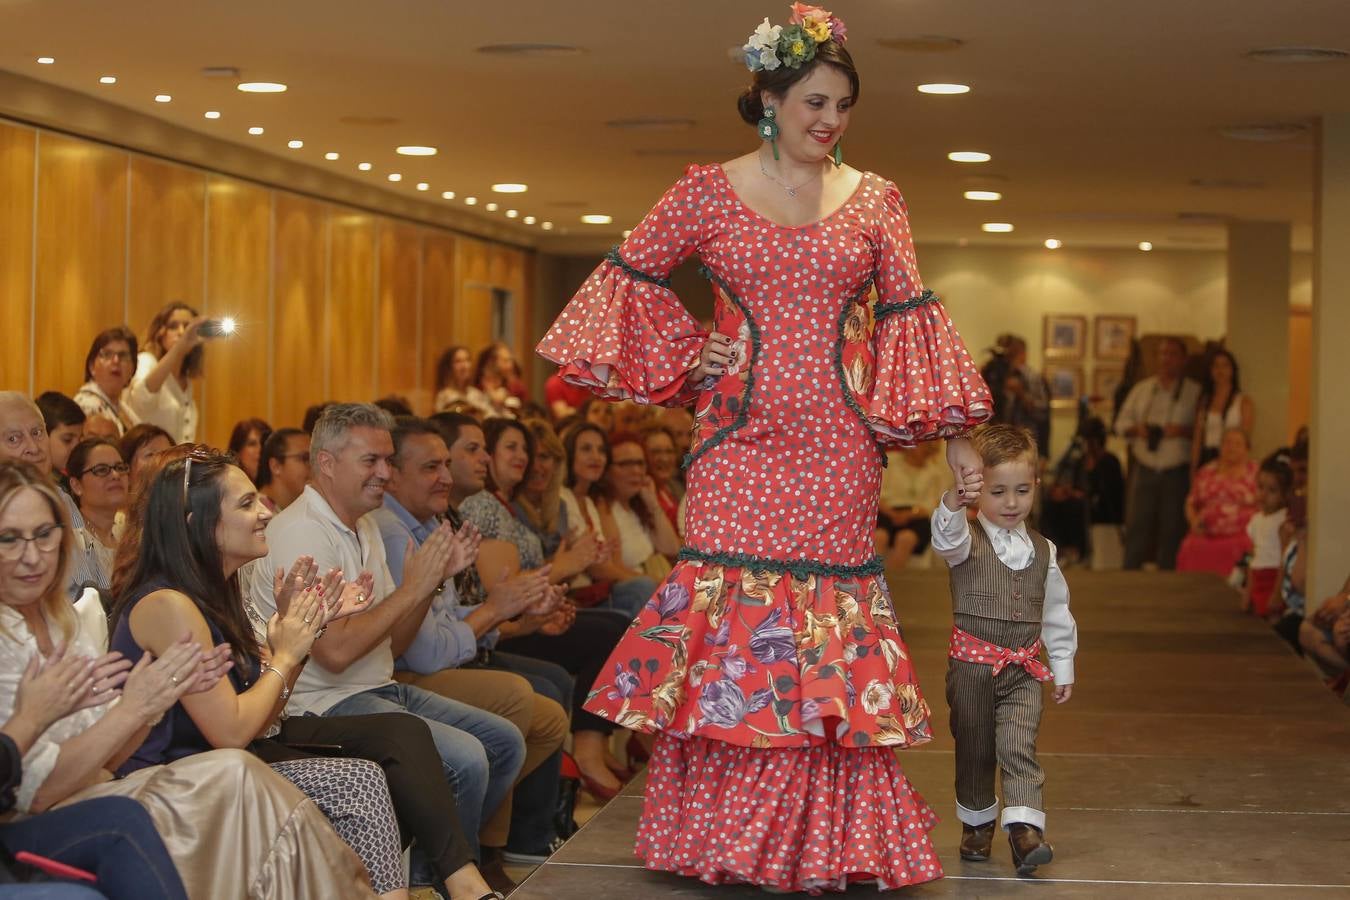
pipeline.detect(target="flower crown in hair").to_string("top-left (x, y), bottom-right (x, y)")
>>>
top-left (743, 3), bottom-right (848, 72)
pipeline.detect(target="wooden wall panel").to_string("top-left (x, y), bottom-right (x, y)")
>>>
top-left (0, 124), bottom-right (35, 393)
top-left (128, 157), bottom-right (205, 329)
top-left (376, 221), bottom-right (423, 407)
top-left (33, 134), bottom-right (127, 396)
top-left (328, 212), bottom-right (376, 405)
top-left (456, 237), bottom-right (494, 355)
top-left (272, 194), bottom-right (328, 430)
top-left (421, 233), bottom-right (457, 401)
top-left (202, 177), bottom-right (272, 447)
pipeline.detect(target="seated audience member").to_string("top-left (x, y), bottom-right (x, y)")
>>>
top-left (373, 417), bottom-right (568, 866)
top-left (374, 395), bottom-right (414, 417)
top-left (1116, 336), bottom-right (1202, 569)
top-left (1176, 428), bottom-right (1258, 577)
top-left (303, 402), bottom-right (334, 434)
top-left (74, 327), bottom-right (140, 437)
top-left (544, 370), bottom-right (588, 423)
top-left (0, 393), bottom-right (103, 597)
top-left (875, 441), bottom-right (947, 569)
top-left (1299, 561), bottom-right (1350, 684)
top-left (473, 345), bottom-right (522, 418)
top-left (577, 398), bottom-right (613, 433)
top-left (1191, 348), bottom-right (1254, 470)
top-left (255, 427), bottom-right (312, 510)
top-left (436, 415), bottom-right (631, 801)
top-left (124, 303), bottom-right (218, 444)
top-left (599, 432), bottom-right (679, 582)
top-left (118, 424), bottom-right (174, 488)
top-left (0, 632), bottom-right (187, 900)
top-left (1243, 456), bottom-right (1292, 617)
top-left (63, 438), bottom-right (128, 582)
top-left (657, 405), bottom-right (694, 467)
top-left (247, 404), bottom-right (525, 886)
top-left (435, 347), bottom-right (494, 418)
top-left (640, 424), bottom-right (683, 530)
top-left (227, 418), bottom-right (271, 482)
top-left (611, 402), bottom-right (653, 436)
top-left (516, 420), bottom-right (573, 558)
top-left (1040, 416), bottom-right (1125, 565)
top-left (0, 460), bottom-right (373, 899)
top-left (34, 393), bottom-right (85, 476)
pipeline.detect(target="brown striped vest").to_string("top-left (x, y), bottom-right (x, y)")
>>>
top-left (949, 519), bottom-right (1051, 626)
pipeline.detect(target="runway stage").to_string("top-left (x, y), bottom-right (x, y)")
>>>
top-left (515, 569), bottom-right (1350, 898)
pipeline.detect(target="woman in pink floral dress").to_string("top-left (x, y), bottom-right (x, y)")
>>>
top-left (537, 5), bottom-right (991, 893)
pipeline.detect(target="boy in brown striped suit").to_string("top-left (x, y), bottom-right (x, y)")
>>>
top-left (931, 425), bottom-right (1078, 875)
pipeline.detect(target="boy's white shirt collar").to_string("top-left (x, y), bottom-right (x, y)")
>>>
top-left (975, 510), bottom-right (1032, 547)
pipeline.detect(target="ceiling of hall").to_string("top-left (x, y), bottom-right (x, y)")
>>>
top-left (0, 0), bottom-right (1345, 254)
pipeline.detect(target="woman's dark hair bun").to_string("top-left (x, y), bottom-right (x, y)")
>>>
top-left (737, 89), bottom-right (764, 126)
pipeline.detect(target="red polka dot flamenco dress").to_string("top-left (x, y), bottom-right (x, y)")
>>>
top-left (537, 164), bottom-right (992, 893)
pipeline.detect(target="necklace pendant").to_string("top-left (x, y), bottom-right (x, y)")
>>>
top-left (786, 187), bottom-right (797, 198)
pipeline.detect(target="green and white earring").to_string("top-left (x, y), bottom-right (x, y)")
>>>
top-left (757, 107), bottom-right (780, 160)
top-left (832, 139), bottom-right (843, 168)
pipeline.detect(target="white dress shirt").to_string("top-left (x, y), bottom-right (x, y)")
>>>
top-left (123, 351), bottom-right (197, 444)
top-left (931, 505), bottom-right (1078, 685)
top-left (247, 485), bottom-right (397, 715)
top-left (1113, 375), bottom-right (1201, 471)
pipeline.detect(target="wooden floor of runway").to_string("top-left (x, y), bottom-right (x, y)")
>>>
top-left (513, 568), bottom-right (1350, 898)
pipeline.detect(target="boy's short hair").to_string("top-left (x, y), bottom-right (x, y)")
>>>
top-left (970, 424), bottom-right (1039, 469)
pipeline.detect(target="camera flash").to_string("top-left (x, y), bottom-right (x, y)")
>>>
top-left (220, 317), bottom-right (237, 335)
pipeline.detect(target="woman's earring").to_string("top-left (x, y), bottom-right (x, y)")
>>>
top-left (757, 107), bottom-right (780, 161)
top-left (832, 139), bottom-right (843, 168)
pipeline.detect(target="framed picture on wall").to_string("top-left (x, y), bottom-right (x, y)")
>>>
top-left (1094, 315), bottom-right (1137, 360)
top-left (1091, 365), bottom-right (1126, 406)
top-left (1043, 314), bottom-right (1087, 361)
top-left (1045, 363), bottom-right (1084, 408)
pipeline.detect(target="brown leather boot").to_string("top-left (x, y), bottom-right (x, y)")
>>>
top-left (959, 822), bottom-right (996, 861)
top-left (1007, 823), bottom-right (1054, 875)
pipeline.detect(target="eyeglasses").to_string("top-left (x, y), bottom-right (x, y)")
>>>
top-left (279, 452), bottom-right (310, 464)
top-left (80, 462), bottom-right (130, 479)
top-left (96, 349), bottom-right (133, 363)
top-left (0, 525), bottom-right (63, 561)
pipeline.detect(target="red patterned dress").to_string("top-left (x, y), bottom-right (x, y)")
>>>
top-left (537, 164), bottom-right (991, 893)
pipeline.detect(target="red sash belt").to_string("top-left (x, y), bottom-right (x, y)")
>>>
top-left (949, 625), bottom-right (1053, 682)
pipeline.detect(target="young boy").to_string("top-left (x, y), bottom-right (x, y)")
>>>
top-left (931, 424), bottom-right (1078, 875)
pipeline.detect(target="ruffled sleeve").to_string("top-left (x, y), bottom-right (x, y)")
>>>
top-left (866, 182), bottom-right (991, 446)
top-left (536, 165), bottom-right (713, 406)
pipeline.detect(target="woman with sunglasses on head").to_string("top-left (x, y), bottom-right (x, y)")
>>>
top-left (74, 327), bottom-right (139, 438)
top-left (63, 438), bottom-right (129, 583)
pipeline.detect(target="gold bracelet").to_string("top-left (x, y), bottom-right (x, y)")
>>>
top-left (261, 665), bottom-right (290, 701)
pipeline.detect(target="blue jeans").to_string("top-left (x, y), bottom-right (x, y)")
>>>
top-left (325, 682), bottom-right (525, 859)
top-left (0, 888), bottom-right (105, 899)
top-left (600, 576), bottom-right (657, 619)
top-left (0, 796), bottom-right (186, 900)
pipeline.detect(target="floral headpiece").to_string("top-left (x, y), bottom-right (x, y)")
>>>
top-left (743, 3), bottom-right (848, 72)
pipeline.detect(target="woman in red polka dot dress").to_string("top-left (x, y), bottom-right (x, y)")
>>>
top-left (537, 5), bottom-right (992, 893)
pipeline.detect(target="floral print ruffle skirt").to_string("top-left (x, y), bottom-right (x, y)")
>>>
top-left (583, 559), bottom-right (934, 749)
top-left (637, 733), bottom-right (943, 893)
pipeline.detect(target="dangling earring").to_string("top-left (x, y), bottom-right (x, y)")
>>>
top-left (832, 139), bottom-right (843, 168)
top-left (757, 106), bottom-right (780, 161)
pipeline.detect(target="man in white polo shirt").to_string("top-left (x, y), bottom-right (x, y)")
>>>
top-left (248, 403), bottom-right (525, 868)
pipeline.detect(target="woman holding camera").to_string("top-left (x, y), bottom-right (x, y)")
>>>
top-left (124, 303), bottom-right (221, 444)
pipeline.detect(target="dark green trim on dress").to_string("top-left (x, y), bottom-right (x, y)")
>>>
top-left (605, 246), bottom-right (672, 290)
top-left (873, 289), bottom-right (939, 321)
top-left (677, 546), bottom-right (885, 579)
top-left (681, 263), bottom-right (761, 471)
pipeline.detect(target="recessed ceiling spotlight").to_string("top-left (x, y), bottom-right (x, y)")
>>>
top-left (396, 145), bottom-right (438, 156)
top-left (582, 214), bottom-right (614, 225)
top-left (357, 162), bottom-right (372, 171)
top-left (963, 190), bottom-right (1001, 201)
top-left (523, 215), bottom-right (536, 224)
top-left (981, 222), bottom-right (1014, 233)
top-left (1219, 123), bottom-right (1308, 142)
top-left (1045, 238), bottom-right (1062, 249)
top-left (949, 151), bottom-right (991, 163)
top-left (417, 182), bottom-right (429, 191)
top-left (476, 43), bottom-right (585, 57)
top-left (541, 221), bottom-right (554, 230)
top-left (287, 139), bottom-right (303, 149)
top-left (441, 190), bottom-right (455, 200)
top-left (248, 126), bottom-right (264, 135)
top-left (505, 209), bottom-right (519, 218)
top-left (918, 83), bottom-right (970, 94)
top-left (387, 173), bottom-right (402, 182)
top-left (324, 151), bottom-right (339, 160)
top-left (154, 94), bottom-right (172, 103)
top-left (237, 82), bottom-right (287, 93)
top-left (1138, 241), bottom-right (1153, 251)
top-left (204, 111), bottom-right (221, 119)
top-left (36, 57), bottom-right (54, 65)
top-left (485, 202), bottom-right (499, 211)
top-left (99, 75), bottom-right (117, 85)
top-left (464, 196), bottom-right (478, 205)
top-left (1245, 46), bottom-right (1349, 63)
top-left (492, 183), bottom-right (528, 193)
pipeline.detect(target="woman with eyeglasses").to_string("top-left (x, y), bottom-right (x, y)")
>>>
top-left (255, 428), bottom-right (311, 511)
top-left (74, 327), bottom-right (139, 437)
top-left (64, 438), bottom-right (129, 581)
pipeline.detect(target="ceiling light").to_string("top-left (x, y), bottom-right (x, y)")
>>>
top-left (441, 191), bottom-right (455, 200)
top-left (964, 190), bottom-right (1001, 201)
top-left (1138, 241), bottom-right (1153, 251)
top-left (324, 152), bottom-right (339, 160)
top-left (492, 183), bottom-right (528, 193)
top-left (622, 230), bottom-right (634, 238)
top-left (505, 209), bottom-right (519, 218)
top-left (287, 139), bottom-right (303, 149)
top-left (1245, 46), bottom-right (1350, 63)
top-left (358, 162), bottom-right (372, 171)
top-left (485, 202), bottom-right (499, 211)
top-left (949, 151), bottom-right (990, 163)
top-left (464, 197), bottom-right (478, 205)
top-left (387, 173), bottom-right (402, 182)
top-left (981, 222), bottom-right (1014, 233)
top-left (154, 94), bottom-right (172, 103)
top-left (918, 83), bottom-right (970, 94)
top-left (99, 75), bottom-right (117, 85)
top-left (36, 57), bottom-right (54, 65)
top-left (1044, 238), bottom-right (1062, 249)
top-left (204, 111), bottom-right (221, 119)
top-left (237, 82), bottom-right (287, 93)
top-left (582, 214), bottom-right (613, 225)
top-left (396, 145), bottom-right (438, 156)
top-left (523, 216), bottom-right (536, 224)
top-left (417, 182), bottom-right (429, 191)
top-left (248, 126), bottom-right (264, 135)
top-left (541, 221), bottom-right (554, 230)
